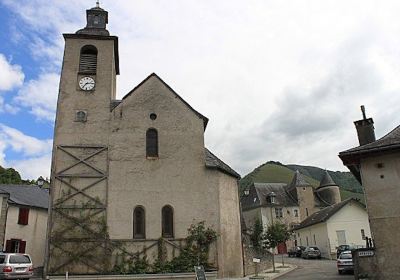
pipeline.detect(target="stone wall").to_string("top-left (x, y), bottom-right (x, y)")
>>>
top-left (242, 235), bottom-right (272, 276)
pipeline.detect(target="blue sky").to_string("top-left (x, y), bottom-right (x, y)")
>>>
top-left (1, 0), bottom-right (400, 180)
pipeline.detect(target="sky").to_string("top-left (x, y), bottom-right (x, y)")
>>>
top-left (0, 0), bottom-right (400, 180)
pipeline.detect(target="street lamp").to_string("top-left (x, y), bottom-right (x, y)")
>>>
top-left (37, 176), bottom-right (45, 187)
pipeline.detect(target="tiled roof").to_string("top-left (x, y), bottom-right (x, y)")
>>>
top-left (241, 183), bottom-right (298, 209)
top-left (205, 148), bottom-right (240, 179)
top-left (285, 170), bottom-right (310, 201)
top-left (0, 185), bottom-right (49, 209)
top-left (293, 198), bottom-right (363, 230)
top-left (340, 125), bottom-right (400, 157)
top-left (318, 170), bottom-right (336, 188)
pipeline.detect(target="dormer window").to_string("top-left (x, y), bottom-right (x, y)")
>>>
top-left (94, 15), bottom-right (99, 25)
top-left (79, 45), bottom-right (97, 74)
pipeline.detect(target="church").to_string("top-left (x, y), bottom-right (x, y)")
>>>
top-left (46, 3), bottom-right (243, 278)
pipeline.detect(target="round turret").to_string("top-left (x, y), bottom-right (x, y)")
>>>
top-left (315, 171), bottom-right (341, 205)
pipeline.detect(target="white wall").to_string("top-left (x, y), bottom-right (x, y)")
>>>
top-left (295, 223), bottom-right (330, 258)
top-left (326, 201), bottom-right (371, 253)
top-left (4, 206), bottom-right (48, 267)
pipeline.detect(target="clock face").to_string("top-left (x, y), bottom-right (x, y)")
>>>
top-left (79, 76), bottom-right (95, 91)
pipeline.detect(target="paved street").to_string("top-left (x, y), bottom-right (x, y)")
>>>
top-left (277, 255), bottom-right (354, 280)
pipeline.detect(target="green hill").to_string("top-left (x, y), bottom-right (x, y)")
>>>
top-left (0, 165), bottom-right (36, 185)
top-left (240, 161), bottom-right (364, 203)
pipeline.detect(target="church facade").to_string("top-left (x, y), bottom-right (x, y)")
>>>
top-left (46, 4), bottom-right (243, 278)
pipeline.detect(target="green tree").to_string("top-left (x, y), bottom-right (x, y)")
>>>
top-left (250, 218), bottom-right (264, 250)
top-left (0, 166), bottom-right (23, 184)
top-left (262, 222), bottom-right (290, 272)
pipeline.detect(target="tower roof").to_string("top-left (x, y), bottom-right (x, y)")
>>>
top-left (76, 3), bottom-right (110, 36)
top-left (318, 170), bottom-right (336, 188)
top-left (285, 170), bottom-right (310, 200)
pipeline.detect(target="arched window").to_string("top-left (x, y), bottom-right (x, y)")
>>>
top-left (79, 45), bottom-right (98, 74)
top-left (162, 205), bottom-right (174, 238)
top-left (146, 128), bottom-right (158, 157)
top-left (133, 206), bottom-right (145, 239)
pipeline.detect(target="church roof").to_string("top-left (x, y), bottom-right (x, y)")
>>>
top-left (293, 198), bottom-right (364, 230)
top-left (317, 170), bottom-right (336, 188)
top-left (0, 185), bottom-right (49, 209)
top-left (205, 148), bottom-right (240, 179)
top-left (119, 73), bottom-right (209, 130)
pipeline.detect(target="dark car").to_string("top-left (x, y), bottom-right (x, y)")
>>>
top-left (337, 250), bottom-right (354, 274)
top-left (288, 247), bottom-right (297, 257)
top-left (295, 246), bottom-right (306, 257)
top-left (301, 246), bottom-right (321, 259)
top-left (336, 245), bottom-right (354, 258)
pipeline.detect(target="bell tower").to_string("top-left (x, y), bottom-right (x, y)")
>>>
top-left (46, 3), bottom-right (119, 276)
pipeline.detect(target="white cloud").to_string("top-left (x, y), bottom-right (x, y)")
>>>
top-left (14, 73), bottom-right (59, 122)
top-left (0, 53), bottom-right (24, 91)
top-left (4, 0), bottom-right (400, 176)
top-left (0, 124), bottom-right (52, 179)
top-left (9, 154), bottom-right (52, 180)
top-left (0, 97), bottom-right (19, 115)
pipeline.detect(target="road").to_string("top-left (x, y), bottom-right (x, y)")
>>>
top-left (277, 255), bottom-right (354, 280)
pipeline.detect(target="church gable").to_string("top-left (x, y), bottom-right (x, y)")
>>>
top-left (115, 73), bottom-right (208, 129)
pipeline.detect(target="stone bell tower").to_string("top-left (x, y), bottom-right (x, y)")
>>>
top-left (46, 2), bottom-right (119, 276)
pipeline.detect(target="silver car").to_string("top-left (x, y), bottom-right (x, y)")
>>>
top-left (0, 253), bottom-right (33, 279)
top-left (337, 250), bottom-right (354, 274)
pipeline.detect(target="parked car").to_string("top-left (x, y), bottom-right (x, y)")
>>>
top-left (337, 250), bottom-right (354, 274)
top-left (288, 247), bottom-right (297, 257)
top-left (289, 246), bottom-right (306, 257)
top-left (301, 246), bottom-right (321, 259)
top-left (336, 245), bottom-right (354, 258)
top-left (0, 253), bottom-right (33, 279)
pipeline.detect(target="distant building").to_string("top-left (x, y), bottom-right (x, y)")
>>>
top-left (293, 198), bottom-right (371, 259)
top-left (241, 170), bottom-right (341, 252)
top-left (0, 185), bottom-right (48, 267)
top-left (339, 106), bottom-right (400, 279)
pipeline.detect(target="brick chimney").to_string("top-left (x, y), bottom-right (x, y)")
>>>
top-left (354, 105), bottom-right (376, 146)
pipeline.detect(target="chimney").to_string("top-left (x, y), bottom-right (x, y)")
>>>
top-left (354, 105), bottom-right (376, 146)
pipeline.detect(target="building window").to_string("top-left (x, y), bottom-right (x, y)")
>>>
top-left (306, 236), bottom-right (309, 246)
top-left (361, 229), bottom-right (366, 240)
top-left (294, 209), bottom-right (299, 217)
top-left (162, 205), bottom-right (174, 238)
top-left (275, 208), bottom-right (283, 218)
top-left (79, 45), bottom-right (98, 74)
top-left (313, 234), bottom-right (316, 245)
top-left (18, 208), bottom-right (29, 225)
top-left (146, 128), bottom-right (158, 158)
top-left (5, 239), bottom-right (26, 253)
top-left (75, 110), bottom-right (87, 122)
top-left (306, 208), bottom-right (309, 217)
top-left (133, 206), bottom-right (145, 239)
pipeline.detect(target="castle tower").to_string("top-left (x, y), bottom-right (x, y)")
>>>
top-left (46, 3), bottom-right (119, 275)
top-left (286, 170), bottom-right (315, 219)
top-left (315, 170), bottom-right (341, 205)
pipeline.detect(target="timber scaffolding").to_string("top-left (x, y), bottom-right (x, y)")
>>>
top-left (46, 145), bottom-right (218, 276)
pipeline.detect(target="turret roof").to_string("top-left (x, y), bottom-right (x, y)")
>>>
top-left (318, 170), bottom-right (336, 188)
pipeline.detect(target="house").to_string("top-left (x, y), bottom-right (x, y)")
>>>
top-left (241, 170), bottom-right (341, 252)
top-left (46, 3), bottom-right (243, 278)
top-left (339, 106), bottom-right (400, 279)
top-left (293, 198), bottom-right (371, 259)
top-left (0, 185), bottom-right (49, 267)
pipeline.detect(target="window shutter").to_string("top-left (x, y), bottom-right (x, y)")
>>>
top-left (19, 241), bottom-right (26, 253)
top-left (5, 240), bottom-right (11, 253)
top-left (18, 208), bottom-right (29, 225)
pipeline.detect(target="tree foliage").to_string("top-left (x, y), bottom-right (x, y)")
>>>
top-left (262, 222), bottom-right (290, 249)
top-left (0, 166), bottom-right (23, 184)
top-left (250, 218), bottom-right (264, 249)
